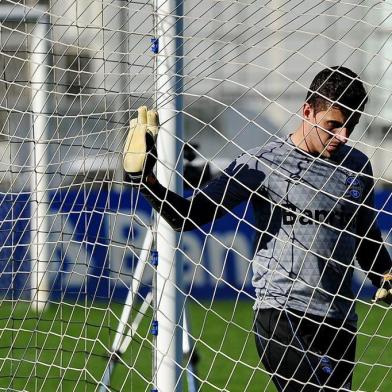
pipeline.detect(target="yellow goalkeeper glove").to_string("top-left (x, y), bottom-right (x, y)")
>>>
top-left (372, 273), bottom-right (392, 305)
top-left (123, 106), bottom-right (159, 183)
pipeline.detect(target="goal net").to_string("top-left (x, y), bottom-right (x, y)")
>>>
top-left (0, 0), bottom-right (391, 391)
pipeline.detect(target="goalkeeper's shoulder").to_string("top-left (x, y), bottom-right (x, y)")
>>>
top-left (232, 138), bottom-right (287, 173)
top-left (334, 144), bottom-right (373, 176)
top-left (216, 141), bottom-right (284, 192)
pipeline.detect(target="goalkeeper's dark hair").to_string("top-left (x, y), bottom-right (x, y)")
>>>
top-left (306, 66), bottom-right (368, 114)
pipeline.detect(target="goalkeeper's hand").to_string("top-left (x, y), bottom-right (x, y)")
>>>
top-left (372, 273), bottom-right (392, 305)
top-left (123, 106), bottom-right (159, 183)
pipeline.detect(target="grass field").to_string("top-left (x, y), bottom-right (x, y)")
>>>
top-left (0, 299), bottom-right (390, 391)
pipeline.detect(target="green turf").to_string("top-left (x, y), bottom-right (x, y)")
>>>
top-left (0, 299), bottom-right (390, 391)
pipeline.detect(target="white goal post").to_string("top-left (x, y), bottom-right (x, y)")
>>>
top-left (0, 1), bottom-right (390, 392)
top-left (0, 5), bottom-right (52, 311)
top-left (155, 0), bottom-right (184, 390)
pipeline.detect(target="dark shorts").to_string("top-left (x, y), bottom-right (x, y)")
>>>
top-left (253, 308), bottom-right (356, 392)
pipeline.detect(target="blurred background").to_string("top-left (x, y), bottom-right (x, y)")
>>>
top-left (1, 1), bottom-right (392, 188)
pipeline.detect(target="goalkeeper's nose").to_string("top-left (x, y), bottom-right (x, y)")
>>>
top-left (334, 127), bottom-right (349, 144)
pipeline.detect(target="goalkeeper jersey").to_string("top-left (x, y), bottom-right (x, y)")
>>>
top-left (141, 136), bottom-right (391, 325)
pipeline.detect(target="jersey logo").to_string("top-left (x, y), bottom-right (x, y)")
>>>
top-left (344, 173), bottom-right (363, 200)
top-left (281, 202), bottom-right (353, 227)
top-left (320, 355), bottom-right (333, 375)
top-left (346, 176), bottom-right (359, 186)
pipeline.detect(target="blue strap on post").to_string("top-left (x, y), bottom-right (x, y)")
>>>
top-left (151, 38), bottom-right (159, 54)
top-left (151, 320), bottom-right (158, 336)
top-left (151, 250), bottom-right (158, 266)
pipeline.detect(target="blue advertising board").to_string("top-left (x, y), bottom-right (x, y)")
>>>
top-left (0, 186), bottom-right (390, 301)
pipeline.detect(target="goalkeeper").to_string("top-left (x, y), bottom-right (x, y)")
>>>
top-left (123, 67), bottom-right (392, 391)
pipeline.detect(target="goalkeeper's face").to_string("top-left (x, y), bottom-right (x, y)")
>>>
top-left (303, 103), bottom-right (360, 158)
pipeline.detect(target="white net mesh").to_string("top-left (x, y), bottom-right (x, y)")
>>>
top-left (0, 0), bottom-right (391, 391)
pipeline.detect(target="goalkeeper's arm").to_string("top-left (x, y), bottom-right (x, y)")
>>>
top-left (140, 174), bottom-right (222, 232)
top-left (355, 163), bottom-right (392, 304)
top-left (356, 225), bottom-right (392, 304)
top-left (123, 106), bottom-right (255, 232)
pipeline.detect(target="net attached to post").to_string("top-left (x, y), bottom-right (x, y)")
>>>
top-left (0, 1), bottom-right (391, 391)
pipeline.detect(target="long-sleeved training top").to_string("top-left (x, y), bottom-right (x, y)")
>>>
top-left (140, 137), bottom-right (391, 325)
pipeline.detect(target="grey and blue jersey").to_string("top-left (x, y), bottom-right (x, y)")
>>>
top-left (142, 137), bottom-right (391, 325)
